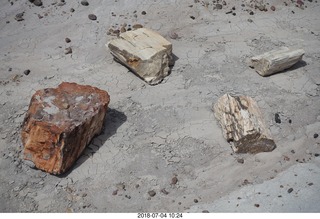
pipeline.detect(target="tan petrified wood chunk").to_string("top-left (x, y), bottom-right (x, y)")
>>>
top-left (21, 82), bottom-right (110, 174)
top-left (107, 28), bottom-right (173, 85)
top-left (250, 47), bottom-right (305, 76)
top-left (213, 94), bottom-right (276, 154)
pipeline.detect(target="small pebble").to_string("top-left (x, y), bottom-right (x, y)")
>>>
top-left (148, 190), bottom-right (156, 197)
top-left (215, 4), bottom-right (223, 9)
top-left (8, 68), bottom-right (12, 72)
top-left (120, 26), bottom-right (126, 33)
top-left (314, 133), bottom-right (318, 138)
top-left (194, 199), bottom-right (198, 203)
top-left (171, 176), bottom-right (178, 185)
top-left (116, 183), bottom-right (125, 190)
top-left (283, 155), bottom-right (290, 161)
top-left (275, 113), bottom-right (281, 124)
top-left (33, 0), bottom-right (43, 7)
top-left (132, 24), bottom-right (143, 30)
top-left (65, 38), bottom-right (71, 43)
top-left (57, 2), bottom-right (65, 6)
top-left (113, 29), bottom-right (120, 35)
top-left (237, 158), bottom-right (244, 164)
top-left (64, 47), bottom-right (72, 55)
top-left (141, 11), bottom-right (146, 15)
top-left (161, 188), bottom-right (169, 195)
top-left (13, 186), bottom-right (20, 192)
top-left (81, 0), bottom-right (89, 6)
top-left (308, 183), bottom-right (313, 186)
top-left (169, 31), bottom-right (178, 39)
top-left (315, 153), bottom-right (319, 157)
top-left (249, 11), bottom-right (254, 15)
top-left (190, 15), bottom-right (195, 20)
top-left (258, 5), bottom-right (265, 11)
top-left (254, 204), bottom-right (260, 208)
top-left (70, 8), bottom-right (75, 13)
top-left (271, 6), bottom-right (276, 11)
top-left (287, 188), bottom-right (293, 193)
top-left (23, 69), bottom-right (30, 75)
top-left (112, 190), bottom-right (118, 195)
top-left (202, 210), bottom-right (209, 213)
top-left (247, 18), bottom-right (253, 23)
top-left (15, 13), bottom-right (24, 22)
top-left (88, 14), bottom-right (97, 20)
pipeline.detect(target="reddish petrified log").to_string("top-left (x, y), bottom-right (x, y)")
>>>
top-left (21, 82), bottom-right (110, 174)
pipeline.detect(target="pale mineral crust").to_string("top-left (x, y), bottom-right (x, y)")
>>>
top-left (21, 82), bottom-right (110, 174)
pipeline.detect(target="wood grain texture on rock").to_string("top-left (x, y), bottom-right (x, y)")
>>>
top-left (107, 28), bottom-right (173, 85)
top-left (250, 47), bottom-right (305, 76)
top-left (213, 94), bottom-right (276, 154)
top-left (21, 82), bottom-right (110, 174)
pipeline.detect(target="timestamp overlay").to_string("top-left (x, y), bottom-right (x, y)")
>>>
top-left (137, 213), bottom-right (183, 219)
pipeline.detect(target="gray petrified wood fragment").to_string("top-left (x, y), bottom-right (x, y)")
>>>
top-left (250, 47), bottom-right (305, 76)
top-left (213, 94), bottom-right (276, 154)
top-left (107, 28), bottom-right (173, 85)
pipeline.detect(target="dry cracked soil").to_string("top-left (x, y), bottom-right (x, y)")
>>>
top-left (0, 0), bottom-right (319, 213)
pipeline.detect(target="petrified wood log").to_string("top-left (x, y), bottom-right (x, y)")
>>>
top-left (107, 28), bottom-right (173, 85)
top-left (213, 94), bottom-right (276, 154)
top-left (21, 82), bottom-right (110, 174)
top-left (250, 47), bottom-right (305, 76)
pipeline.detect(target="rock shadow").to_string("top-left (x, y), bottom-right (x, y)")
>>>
top-left (58, 108), bottom-right (127, 177)
top-left (284, 60), bottom-right (307, 71)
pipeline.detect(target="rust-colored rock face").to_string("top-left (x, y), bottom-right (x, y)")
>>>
top-left (21, 82), bottom-right (110, 174)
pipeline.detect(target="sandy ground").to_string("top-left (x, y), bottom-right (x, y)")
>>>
top-left (0, 0), bottom-right (319, 213)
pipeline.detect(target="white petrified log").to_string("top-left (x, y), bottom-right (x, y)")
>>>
top-left (107, 28), bottom-right (173, 85)
top-left (250, 47), bottom-right (305, 76)
top-left (213, 94), bottom-right (276, 154)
